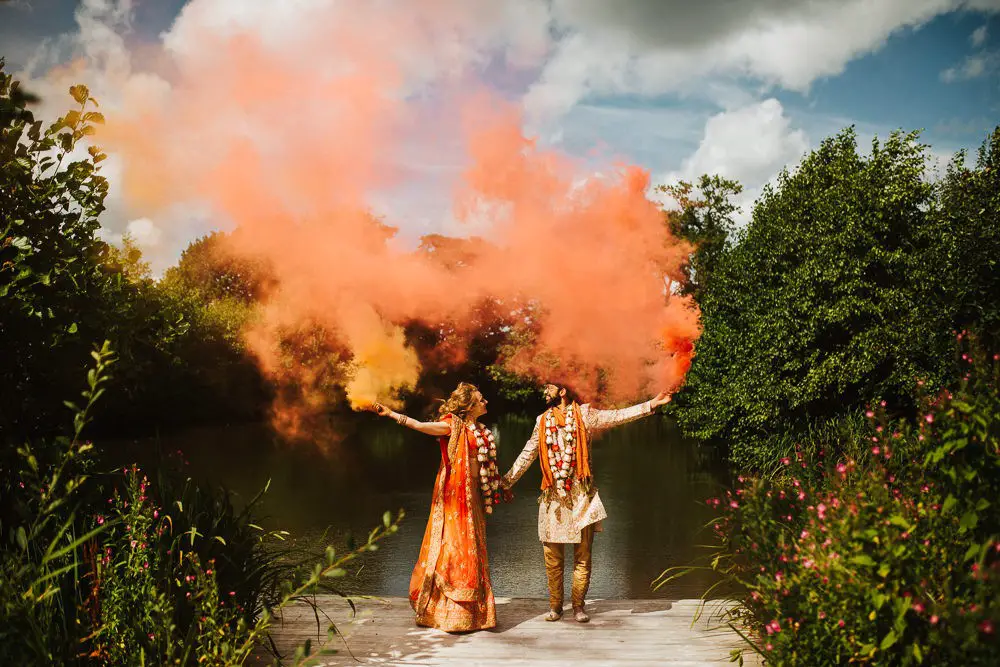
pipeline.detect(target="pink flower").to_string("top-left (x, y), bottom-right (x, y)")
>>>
top-left (880, 400), bottom-right (886, 407)
top-left (872, 446), bottom-right (880, 455)
top-left (96, 516), bottom-right (105, 525)
top-left (781, 457), bottom-right (791, 466)
top-left (800, 530), bottom-right (809, 539)
top-left (865, 410), bottom-right (874, 418)
top-left (924, 414), bottom-right (934, 424)
top-left (766, 643), bottom-right (774, 651)
top-left (730, 501), bottom-right (739, 509)
top-left (930, 615), bottom-right (939, 625)
top-left (838, 619), bottom-right (845, 628)
top-left (979, 620), bottom-right (994, 635)
top-left (836, 463), bottom-right (847, 474)
top-left (153, 510), bottom-right (159, 519)
top-left (912, 602), bottom-right (924, 613)
top-left (818, 611), bottom-right (826, 620)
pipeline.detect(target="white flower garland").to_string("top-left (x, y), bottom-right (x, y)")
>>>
top-left (469, 423), bottom-right (501, 514)
top-left (544, 406), bottom-right (577, 497)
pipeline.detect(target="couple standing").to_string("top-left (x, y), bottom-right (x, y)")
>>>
top-left (372, 381), bottom-right (672, 632)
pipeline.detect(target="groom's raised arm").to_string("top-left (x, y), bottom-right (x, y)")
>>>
top-left (583, 401), bottom-right (653, 434)
top-left (583, 391), bottom-right (672, 434)
top-left (502, 417), bottom-right (541, 488)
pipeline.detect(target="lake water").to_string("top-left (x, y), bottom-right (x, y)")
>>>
top-left (122, 412), bottom-right (729, 600)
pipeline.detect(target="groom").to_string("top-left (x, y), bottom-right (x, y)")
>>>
top-left (502, 383), bottom-right (671, 622)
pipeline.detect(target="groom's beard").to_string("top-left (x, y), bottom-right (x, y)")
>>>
top-left (545, 395), bottom-right (560, 408)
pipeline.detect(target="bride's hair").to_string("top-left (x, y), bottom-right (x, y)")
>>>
top-left (437, 382), bottom-right (481, 420)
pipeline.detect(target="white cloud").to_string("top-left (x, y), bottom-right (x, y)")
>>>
top-left (13, 0), bottom-right (999, 270)
top-left (941, 50), bottom-right (999, 81)
top-left (971, 24), bottom-right (989, 46)
top-left (524, 0), bottom-right (1000, 124)
top-left (656, 99), bottom-right (810, 225)
top-left (124, 218), bottom-right (163, 248)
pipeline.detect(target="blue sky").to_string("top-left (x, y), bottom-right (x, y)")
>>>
top-left (1, 0), bottom-right (997, 271)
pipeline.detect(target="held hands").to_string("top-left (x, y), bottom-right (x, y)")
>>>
top-left (650, 391), bottom-right (673, 409)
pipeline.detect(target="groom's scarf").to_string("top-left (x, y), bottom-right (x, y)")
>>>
top-left (538, 402), bottom-right (592, 491)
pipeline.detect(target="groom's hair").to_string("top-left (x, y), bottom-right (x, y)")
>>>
top-left (547, 384), bottom-right (580, 406)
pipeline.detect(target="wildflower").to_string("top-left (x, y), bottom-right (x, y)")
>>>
top-left (800, 530), bottom-right (809, 539)
top-left (880, 400), bottom-right (886, 407)
top-left (766, 620), bottom-right (782, 635)
top-left (924, 414), bottom-right (934, 424)
top-left (818, 611), bottom-right (826, 620)
top-left (781, 457), bottom-right (791, 466)
top-left (766, 643), bottom-right (774, 651)
top-left (836, 463), bottom-right (847, 474)
top-left (979, 620), bottom-right (994, 635)
top-left (876, 425), bottom-right (883, 433)
top-left (730, 500), bottom-right (739, 509)
top-left (153, 510), bottom-right (159, 519)
top-left (838, 619), bottom-right (845, 628)
top-left (143, 562), bottom-right (149, 570)
top-left (97, 515), bottom-right (105, 525)
top-left (930, 615), bottom-right (939, 625)
top-left (872, 446), bottom-right (880, 455)
top-left (865, 410), bottom-right (874, 418)
top-left (912, 602), bottom-right (924, 613)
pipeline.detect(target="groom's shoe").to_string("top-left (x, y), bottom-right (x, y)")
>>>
top-left (573, 605), bottom-right (590, 623)
top-left (545, 608), bottom-right (563, 622)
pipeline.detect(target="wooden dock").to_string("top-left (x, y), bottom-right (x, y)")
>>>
top-left (262, 596), bottom-right (762, 666)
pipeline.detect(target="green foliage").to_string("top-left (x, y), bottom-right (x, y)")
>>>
top-left (0, 343), bottom-right (116, 664)
top-left (1, 61), bottom-right (114, 436)
top-left (664, 345), bottom-right (1000, 665)
top-left (674, 127), bottom-right (1000, 468)
top-left (1, 348), bottom-right (402, 665)
top-left (657, 174), bottom-right (743, 300)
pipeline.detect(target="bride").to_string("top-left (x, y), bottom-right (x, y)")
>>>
top-left (372, 382), bottom-right (503, 632)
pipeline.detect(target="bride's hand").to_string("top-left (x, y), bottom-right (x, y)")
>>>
top-left (371, 403), bottom-right (391, 417)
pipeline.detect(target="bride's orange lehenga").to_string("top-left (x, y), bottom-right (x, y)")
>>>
top-left (409, 414), bottom-right (497, 632)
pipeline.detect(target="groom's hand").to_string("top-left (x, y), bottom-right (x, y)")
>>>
top-left (650, 391), bottom-right (673, 409)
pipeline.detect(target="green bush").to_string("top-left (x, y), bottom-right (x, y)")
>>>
top-left (666, 343), bottom-right (1000, 665)
top-left (673, 127), bottom-right (1000, 469)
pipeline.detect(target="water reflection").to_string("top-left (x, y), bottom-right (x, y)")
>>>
top-left (119, 413), bottom-right (729, 599)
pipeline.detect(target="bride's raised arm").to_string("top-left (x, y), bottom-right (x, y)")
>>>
top-left (371, 403), bottom-right (451, 437)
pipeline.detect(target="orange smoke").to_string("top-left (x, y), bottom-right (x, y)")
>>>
top-left (98, 0), bottom-right (700, 433)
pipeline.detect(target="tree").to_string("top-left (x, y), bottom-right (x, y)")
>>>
top-left (1, 61), bottom-right (113, 436)
top-left (673, 127), bottom-right (990, 469)
top-left (657, 174), bottom-right (743, 300)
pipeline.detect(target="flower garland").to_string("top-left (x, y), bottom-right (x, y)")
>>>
top-left (544, 405), bottom-right (578, 496)
top-left (469, 423), bottom-right (501, 514)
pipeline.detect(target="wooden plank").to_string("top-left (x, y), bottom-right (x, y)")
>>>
top-left (260, 596), bottom-right (761, 666)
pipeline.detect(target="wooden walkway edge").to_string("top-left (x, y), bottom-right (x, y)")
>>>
top-left (261, 596), bottom-right (762, 666)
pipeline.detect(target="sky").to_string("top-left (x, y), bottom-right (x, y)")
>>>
top-left (2, 0), bottom-right (998, 274)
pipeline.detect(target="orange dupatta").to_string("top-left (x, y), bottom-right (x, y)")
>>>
top-left (537, 402), bottom-right (592, 491)
top-left (410, 414), bottom-right (489, 612)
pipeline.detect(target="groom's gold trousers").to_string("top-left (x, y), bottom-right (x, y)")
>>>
top-left (542, 523), bottom-right (595, 611)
